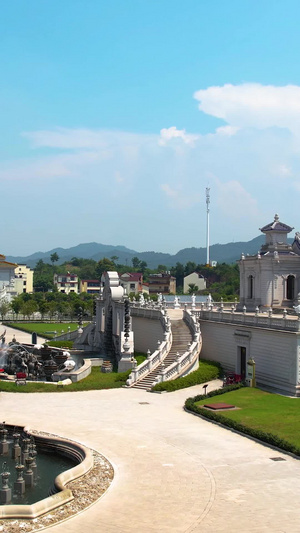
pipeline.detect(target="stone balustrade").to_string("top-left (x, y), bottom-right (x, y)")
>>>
top-left (126, 307), bottom-right (172, 386)
top-left (195, 308), bottom-right (300, 332)
top-left (152, 309), bottom-right (202, 386)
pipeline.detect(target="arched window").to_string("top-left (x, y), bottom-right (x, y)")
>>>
top-left (286, 275), bottom-right (295, 300)
top-left (248, 275), bottom-right (254, 299)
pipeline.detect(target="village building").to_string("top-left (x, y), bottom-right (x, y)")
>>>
top-left (54, 272), bottom-right (79, 294)
top-left (148, 272), bottom-right (176, 295)
top-left (183, 272), bottom-right (206, 294)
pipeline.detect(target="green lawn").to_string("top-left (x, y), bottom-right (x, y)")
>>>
top-left (6, 322), bottom-right (89, 339)
top-left (195, 387), bottom-right (300, 449)
top-left (152, 360), bottom-right (221, 392)
top-left (0, 367), bottom-right (130, 393)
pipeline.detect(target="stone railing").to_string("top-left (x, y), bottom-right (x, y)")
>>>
top-left (195, 308), bottom-right (300, 332)
top-left (52, 328), bottom-right (80, 341)
top-left (130, 298), bottom-right (238, 310)
top-left (126, 308), bottom-right (172, 386)
top-left (152, 309), bottom-right (202, 386)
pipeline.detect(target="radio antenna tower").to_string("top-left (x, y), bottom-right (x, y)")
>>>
top-left (206, 187), bottom-right (210, 266)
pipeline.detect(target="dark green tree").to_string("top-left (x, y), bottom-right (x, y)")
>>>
top-left (95, 258), bottom-right (116, 279)
top-left (50, 252), bottom-right (59, 265)
top-left (131, 257), bottom-right (141, 269)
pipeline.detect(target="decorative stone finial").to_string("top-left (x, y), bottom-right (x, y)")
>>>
top-left (274, 213), bottom-right (279, 222)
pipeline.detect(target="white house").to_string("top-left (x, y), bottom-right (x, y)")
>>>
top-left (183, 272), bottom-right (206, 294)
top-left (54, 272), bottom-right (79, 294)
top-left (119, 272), bottom-right (143, 295)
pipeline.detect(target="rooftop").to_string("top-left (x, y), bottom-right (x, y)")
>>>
top-left (260, 213), bottom-right (294, 233)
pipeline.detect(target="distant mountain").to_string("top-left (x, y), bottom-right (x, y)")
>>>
top-left (6, 234), bottom-right (279, 269)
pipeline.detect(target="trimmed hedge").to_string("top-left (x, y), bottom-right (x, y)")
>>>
top-left (185, 385), bottom-right (300, 457)
top-left (151, 360), bottom-right (221, 392)
top-left (46, 340), bottom-right (74, 349)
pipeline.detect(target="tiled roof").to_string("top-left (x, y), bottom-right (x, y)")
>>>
top-left (260, 214), bottom-right (293, 233)
top-left (120, 272), bottom-right (142, 282)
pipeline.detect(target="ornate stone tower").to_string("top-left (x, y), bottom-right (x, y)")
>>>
top-left (238, 214), bottom-right (300, 311)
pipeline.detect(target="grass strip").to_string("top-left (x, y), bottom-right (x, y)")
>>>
top-left (185, 386), bottom-right (300, 455)
top-left (0, 367), bottom-right (130, 393)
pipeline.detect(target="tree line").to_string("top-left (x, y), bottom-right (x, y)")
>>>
top-left (0, 257), bottom-right (239, 320)
top-left (34, 255), bottom-right (239, 300)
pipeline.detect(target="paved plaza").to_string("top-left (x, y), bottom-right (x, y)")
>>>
top-left (1, 379), bottom-right (300, 532)
top-left (0, 324), bottom-right (46, 345)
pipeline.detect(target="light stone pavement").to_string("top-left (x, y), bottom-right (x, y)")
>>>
top-left (1, 380), bottom-right (300, 533)
top-left (1, 324), bottom-right (46, 345)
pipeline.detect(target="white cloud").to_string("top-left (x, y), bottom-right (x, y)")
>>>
top-left (160, 183), bottom-right (201, 209)
top-left (159, 126), bottom-right (199, 146)
top-left (216, 180), bottom-right (260, 220)
top-left (278, 164), bottom-right (292, 177)
top-left (0, 151), bottom-right (99, 181)
top-left (22, 127), bottom-right (155, 150)
top-left (215, 125), bottom-right (239, 136)
top-left (194, 83), bottom-right (300, 134)
top-left (4, 81), bottom-right (300, 254)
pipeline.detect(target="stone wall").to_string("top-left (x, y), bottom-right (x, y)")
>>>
top-left (200, 318), bottom-right (300, 396)
top-left (131, 316), bottom-right (164, 353)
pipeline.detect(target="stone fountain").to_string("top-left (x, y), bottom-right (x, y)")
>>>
top-left (0, 422), bottom-right (95, 519)
top-left (0, 341), bottom-right (75, 382)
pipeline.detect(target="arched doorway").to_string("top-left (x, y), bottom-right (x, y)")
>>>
top-left (248, 275), bottom-right (254, 299)
top-left (286, 275), bottom-right (295, 300)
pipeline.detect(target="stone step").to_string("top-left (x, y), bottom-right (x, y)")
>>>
top-left (132, 317), bottom-right (193, 390)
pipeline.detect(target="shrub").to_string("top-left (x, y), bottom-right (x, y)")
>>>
top-left (152, 360), bottom-right (221, 392)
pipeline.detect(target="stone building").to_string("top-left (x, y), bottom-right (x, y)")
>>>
top-left (198, 214), bottom-right (300, 396)
top-left (238, 214), bottom-right (300, 311)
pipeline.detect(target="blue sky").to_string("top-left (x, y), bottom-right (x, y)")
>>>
top-left (2, 0), bottom-right (300, 256)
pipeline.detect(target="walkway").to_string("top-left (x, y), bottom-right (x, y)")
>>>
top-left (2, 382), bottom-right (300, 532)
top-left (0, 323), bottom-right (46, 345)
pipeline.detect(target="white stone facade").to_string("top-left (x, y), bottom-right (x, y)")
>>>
top-left (238, 214), bottom-right (300, 311)
top-left (198, 310), bottom-right (300, 396)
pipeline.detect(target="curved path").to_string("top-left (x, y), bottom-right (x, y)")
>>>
top-left (2, 382), bottom-right (300, 532)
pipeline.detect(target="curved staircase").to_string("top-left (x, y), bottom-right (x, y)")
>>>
top-left (132, 318), bottom-right (192, 390)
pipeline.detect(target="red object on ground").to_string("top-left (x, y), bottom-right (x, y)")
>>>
top-left (0, 368), bottom-right (4, 372)
top-left (203, 402), bottom-right (236, 410)
top-left (15, 372), bottom-right (27, 379)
